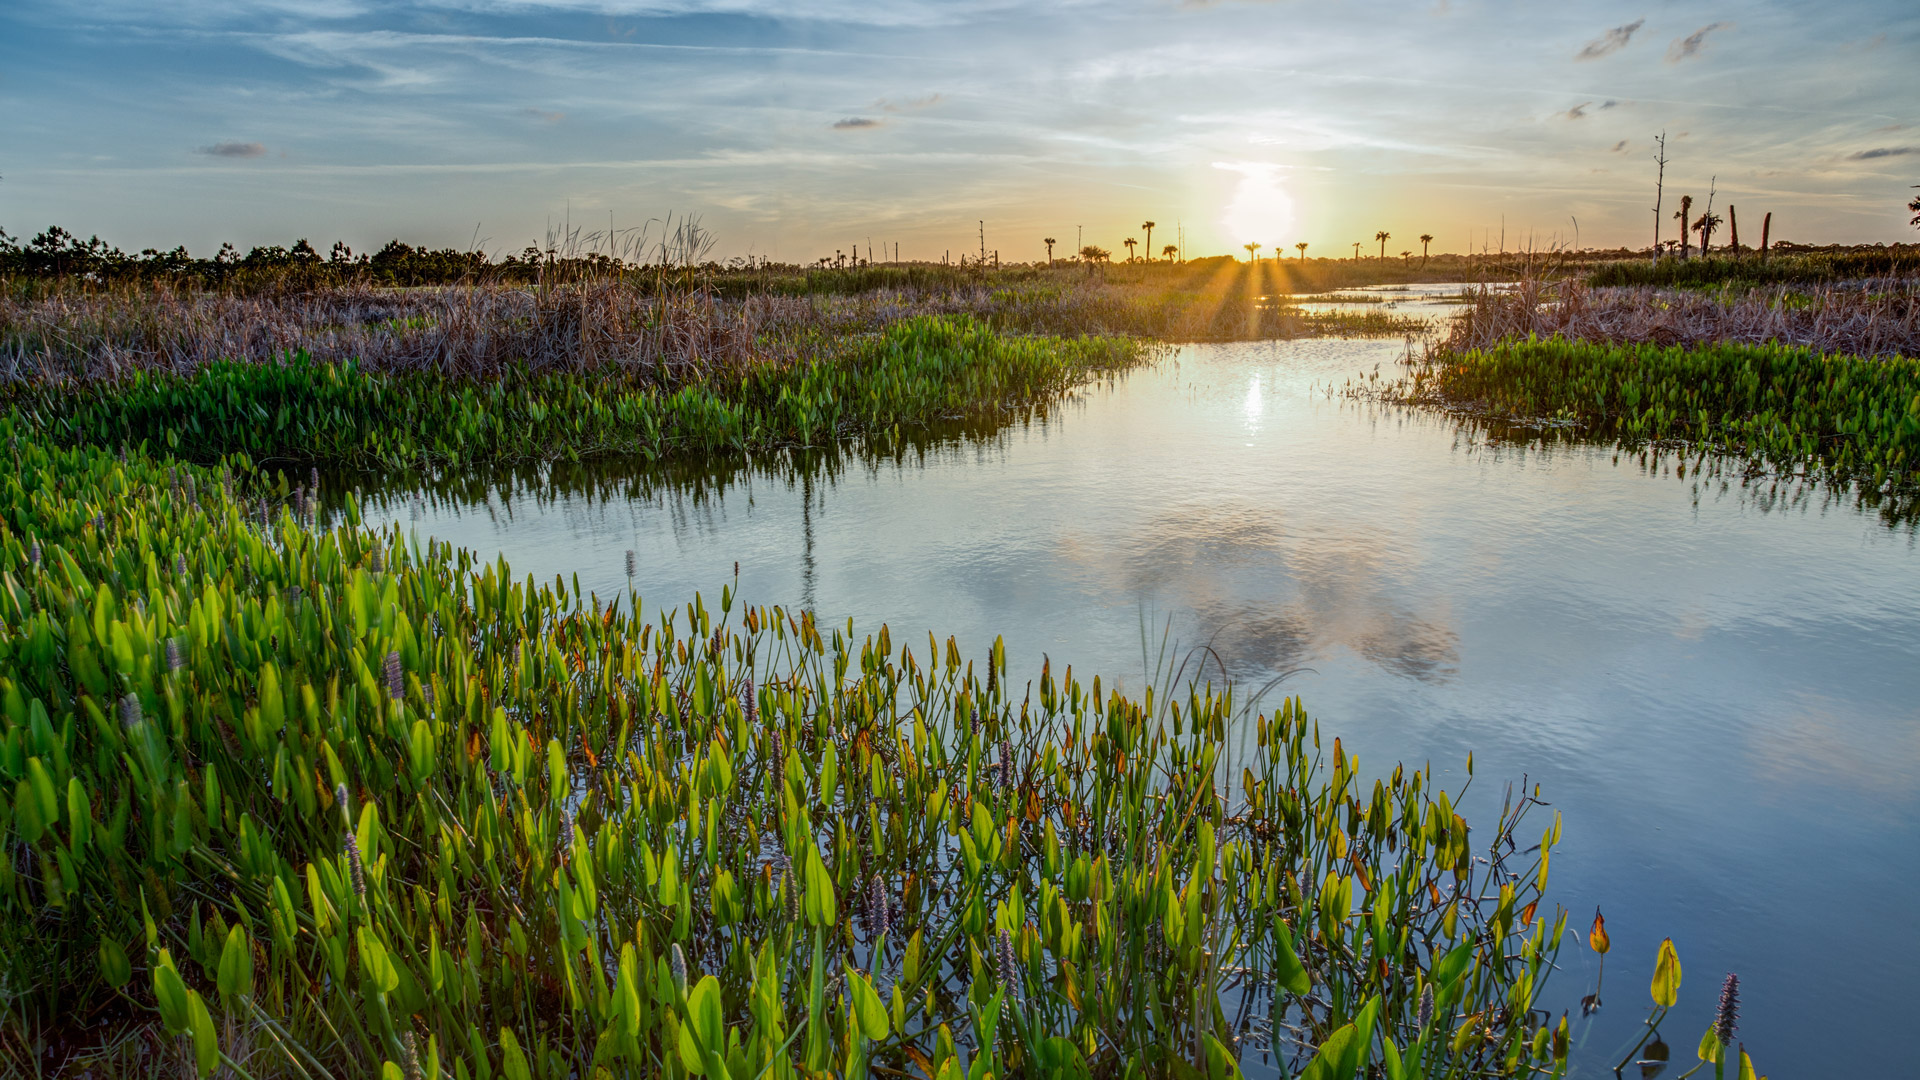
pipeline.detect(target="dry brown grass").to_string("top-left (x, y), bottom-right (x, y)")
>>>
top-left (1444, 278), bottom-right (1920, 358)
top-left (1, 274), bottom-right (1424, 385)
top-left (0, 280), bottom-right (828, 382)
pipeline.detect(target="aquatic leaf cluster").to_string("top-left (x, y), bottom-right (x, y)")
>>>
top-left (1404, 339), bottom-right (1920, 491)
top-left (0, 423), bottom-right (1579, 1078)
top-left (13, 316), bottom-right (1143, 468)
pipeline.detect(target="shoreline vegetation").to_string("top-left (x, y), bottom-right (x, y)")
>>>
top-left (4, 425), bottom-right (1604, 1079)
top-left (1362, 255), bottom-right (1920, 512)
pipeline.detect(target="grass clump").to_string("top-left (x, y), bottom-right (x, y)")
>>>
top-left (12, 315), bottom-right (1145, 468)
top-left (1586, 251), bottom-right (1920, 289)
top-left (0, 422), bottom-right (1583, 1078)
top-left (1396, 338), bottom-right (1920, 491)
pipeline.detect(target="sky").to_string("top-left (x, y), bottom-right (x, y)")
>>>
top-left (1, 0), bottom-right (1916, 263)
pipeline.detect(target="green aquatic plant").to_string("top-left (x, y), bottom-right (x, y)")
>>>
top-left (1392, 339), bottom-right (1920, 493)
top-left (0, 423), bottom-right (1584, 1078)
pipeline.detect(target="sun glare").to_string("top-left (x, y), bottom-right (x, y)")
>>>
top-left (1215, 162), bottom-right (1295, 247)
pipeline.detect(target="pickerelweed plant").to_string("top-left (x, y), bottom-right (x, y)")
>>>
top-left (3, 422), bottom-right (1594, 1079)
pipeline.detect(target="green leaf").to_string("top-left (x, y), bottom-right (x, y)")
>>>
top-left (1651, 938), bottom-right (1682, 1008)
top-left (187, 989), bottom-right (219, 1078)
top-left (1697, 1027), bottom-right (1722, 1065)
top-left (98, 938), bottom-right (131, 989)
top-left (1300, 1023), bottom-right (1359, 1080)
top-left (499, 1027), bottom-right (532, 1080)
top-left (1272, 920), bottom-right (1311, 996)
top-left (688, 975), bottom-right (725, 1059)
top-left (217, 925), bottom-right (253, 1001)
top-left (1202, 1032), bottom-right (1241, 1080)
top-left (1434, 941), bottom-right (1474, 991)
top-left (847, 968), bottom-right (889, 1041)
top-left (152, 950), bottom-right (192, 1034)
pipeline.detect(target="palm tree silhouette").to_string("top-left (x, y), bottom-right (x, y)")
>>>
top-left (1244, 242), bottom-right (1262, 263)
top-left (1375, 230), bottom-right (1391, 260)
top-left (1352, 242), bottom-right (1361, 260)
top-left (1418, 233), bottom-right (1434, 264)
top-left (1141, 221), bottom-right (1156, 262)
top-left (1162, 244), bottom-right (1179, 262)
top-left (1123, 237), bottom-right (1139, 262)
top-left (1400, 250), bottom-right (1412, 264)
top-left (1044, 237), bottom-right (1056, 266)
top-left (1296, 242), bottom-right (1308, 260)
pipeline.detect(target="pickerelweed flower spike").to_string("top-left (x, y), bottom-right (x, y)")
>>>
top-left (174, 552), bottom-right (188, 579)
top-left (339, 781), bottom-right (366, 905)
top-left (997, 928), bottom-right (1020, 1000)
top-left (625, 549), bottom-right (637, 578)
top-left (1419, 984), bottom-right (1434, 1031)
top-left (867, 874), bottom-right (890, 940)
top-left (671, 944), bottom-right (688, 994)
top-left (385, 650), bottom-right (404, 701)
top-left (165, 638), bottom-right (184, 674)
top-left (118, 693), bottom-right (143, 729)
top-left (344, 831), bottom-right (367, 905)
top-left (1715, 972), bottom-right (1740, 1045)
top-left (401, 1032), bottom-right (424, 1080)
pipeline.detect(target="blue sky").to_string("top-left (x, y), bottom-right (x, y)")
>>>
top-left (1, 1), bottom-right (1914, 262)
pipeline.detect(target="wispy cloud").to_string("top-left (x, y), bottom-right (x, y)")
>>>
top-left (1667, 22), bottom-right (1732, 63)
top-left (1847, 147), bottom-right (1915, 160)
top-left (1562, 102), bottom-right (1592, 121)
top-left (832, 116), bottom-right (882, 130)
top-left (522, 108), bottom-right (565, 123)
top-left (1576, 18), bottom-right (1644, 60)
top-left (876, 93), bottom-right (942, 113)
top-left (196, 141), bottom-right (267, 158)
top-left (1610, 139), bottom-right (1629, 152)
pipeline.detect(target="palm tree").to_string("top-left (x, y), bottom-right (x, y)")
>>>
top-left (1123, 237), bottom-right (1139, 262)
top-left (1296, 242), bottom-right (1308, 260)
top-left (1673, 195), bottom-right (1693, 258)
top-left (1418, 233), bottom-right (1434, 264)
top-left (1244, 242), bottom-right (1261, 263)
top-left (1911, 186), bottom-right (1920, 231)
top-left (1401, 250), bottom-right (1412, 264)
top-left (1375, 230), bottom-right (1391, 260)
top-left (1044, 237), bottom-right (1056, 266)
top-left (1141, 221), bottom-right (1156, 262)
top-left (1351, 242), bottom-right (1361, 260)
top-left (1162, 244), bottom-right (1179, 262)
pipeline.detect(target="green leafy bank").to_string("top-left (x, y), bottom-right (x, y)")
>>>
top-left (0, 423), bottom-right (1594, 1078)
top-left (11, 315), bottom-right (1145, 469)
top-left (1404, 339), bottom-right (1920, 491)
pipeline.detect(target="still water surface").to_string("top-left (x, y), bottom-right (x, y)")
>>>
top-left (364, 318), bottom-right (1917, 1076)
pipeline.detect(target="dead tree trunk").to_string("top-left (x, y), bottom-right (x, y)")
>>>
top-left (1760, 213), bottom-right (1772, 261)
top-left (1728, 206), bottom-right (1740, 257)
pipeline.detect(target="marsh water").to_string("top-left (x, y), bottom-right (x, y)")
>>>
top-left (360, 286), bottom-right (1915, 1076)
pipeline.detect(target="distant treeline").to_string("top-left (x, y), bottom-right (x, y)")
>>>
top-left (6, 222), bottom-right (1917, 292)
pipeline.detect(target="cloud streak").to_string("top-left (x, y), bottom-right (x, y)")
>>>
top-left (831, 117), bottom-right (882, 130)
top-left (1576, 18), bottom-right (1644, 60)
top-left (1667, 22), bottom-right (1732, 63)
top-left (1847, 147), bottom-right (1914, 160)
top-left (196, 141), bottom-right (267, 157)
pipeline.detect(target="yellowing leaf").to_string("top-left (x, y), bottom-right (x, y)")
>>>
top-left (1651, 937), bottom-right (1681, 1008)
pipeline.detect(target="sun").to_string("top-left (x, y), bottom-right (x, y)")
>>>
top-left (1215, 162), bottom-right (1296, 247)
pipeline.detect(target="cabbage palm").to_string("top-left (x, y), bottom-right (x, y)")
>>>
top-left (1376, 230), bottom-right (1391, 260)
top-left (1419, 233), bottom-right (1434, 264)
top-left (1141, 221), bottom-right (1156, 262)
